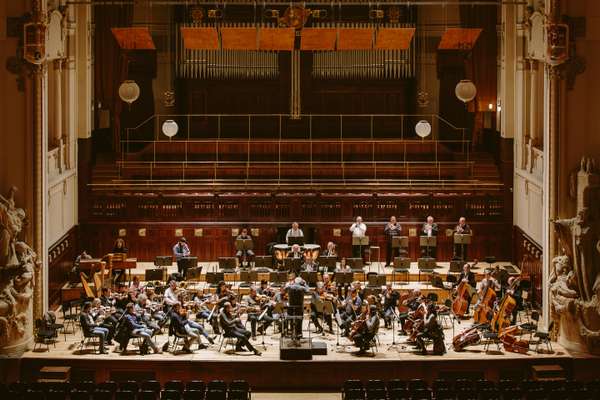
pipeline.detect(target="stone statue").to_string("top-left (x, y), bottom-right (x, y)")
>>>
top-left (0, 187), bottom-right (38, 355)
top-left (551, 157), bottom-right (600, 354)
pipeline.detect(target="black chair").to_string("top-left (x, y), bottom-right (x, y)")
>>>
top-left (96, 382), bottom-right (118, 393)
top-left (434, 388), bottom-right (456, 400)
top-left (205, 389), bottom-right (226, 400)
top-left (33, 318), bottom-right (57, 351)
top-left (182, 390), bottom-right (204, 400)
top-left (229, 380), bottom-right (250, 399)
top-left (114, 390), bottom-right (137, 400)
top-left (139, 390), bottom-right (158, 400)
top-left (164, 381), bottom-right (185, 393)
top-left (140, 381), bottom-right (161, 393)
top-left (407, 379), bottom-right (427, 391)
top-left (501, 388), bottom-right (523, 400)
top-left (454, 378), bottom-right (475, 390)
top-left (92, 389), bottom-right (113, 400)
top-left (62, 301), bottom-right (80, 333)
top-left (161, 389), bottom-right (181, 400)
top-left (118, 381), bottom-right (139, 393)
top-left (366, 388), bottom-right (386, 400)
top-left (482, 330), bottom-right (501, 352)
top-left (70, 389), bottom-right (91, 400)
top-left (456, 387), bottom-right (478, 400)
top-left (498, 379), bottom-right (521, 393)
top-left (229, 390), bottom-right (249, 400)
top-left (432, 378), bottom-right (452, 392)
top-left (206, 380), bottom-right (227, 392)
top-left (388, 387), bottom-right (409, 400)
top-left (23, 389), bottom-right (47, 400)
top-left (365, 380), bottom-right (386, 391)
top-left (475, 379), bottom-right (496, 391)
top-left (73, 382), bottom-right (96, 394)
top-left (44, 382), bottom-right (70, 393)
top-left (387, 380), bottom-right (406, 391)
top-left (185, 381), bottom-right (205, 392)
top-left (525, 387), bottom-right (548, 400)
top-left (534, 321), bottom-right (553, 353)
top-left (46, 388), bottom-right (68, 400)
top-left (409, 388), bottom-right (431, 400)
top-left (344, 388), bottom-right (365, 400)
top-left (479, 387), bottom-right (501, 400)
top-left (343, 380), bottom-right (364, 400)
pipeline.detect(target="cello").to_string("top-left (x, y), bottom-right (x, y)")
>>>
top-left (490, 277), bottom-right (521, 332)
top-left (473, 285), bottom-right (496, 324)
top-left (451, 281), bottom-right (472, 317)
top-left (452, 326), bottom-right (481, 351)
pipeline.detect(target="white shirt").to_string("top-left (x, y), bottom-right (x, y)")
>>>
top-left (286, 228), bottom-right (304, 243)
top-left (163, 287), bottom-right (179, 306)
top-left (349, 222), bottom-right (367, 237)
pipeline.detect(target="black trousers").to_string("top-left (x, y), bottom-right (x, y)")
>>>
top-left (176, 259), bottom-right (187, 278)
top-left (228, 327), bottom-right (255, 352)
top-left (386, 240), bottom-right (399, 266)
top-left (453, 244), bottom-right (468, 261)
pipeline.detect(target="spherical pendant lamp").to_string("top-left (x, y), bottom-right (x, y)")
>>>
top-left (415, 120), bottom-right (432, 138)
top-left (118, 80), bottom-right (140, 105)
top-left (455, 79), bottom-right (477, 103)
top-left (162, 120), bottom-right (179, 138)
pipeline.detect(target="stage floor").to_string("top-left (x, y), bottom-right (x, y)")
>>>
top-left (19, 311), bottom-right (575, 389)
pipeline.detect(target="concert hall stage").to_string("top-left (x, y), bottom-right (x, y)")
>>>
top-left (18, 317), bottom-right (597, 391)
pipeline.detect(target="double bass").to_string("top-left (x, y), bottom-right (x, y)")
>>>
top-left (473, 285), bottom-right (496, 324)
top-left (452, 281), bottom-right (472, 317)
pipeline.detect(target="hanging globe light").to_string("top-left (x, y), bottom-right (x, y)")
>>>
top-left (162, 120), bottom-right (179, 138)
top-left (118, 80), bottom-right (140, 105)
top-left (415, 120), bottom-right (432, 138)
top-left (455, 79), bottom-right (477, 103)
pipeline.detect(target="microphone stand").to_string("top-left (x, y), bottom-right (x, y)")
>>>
top-left (387, 308), bottom-right (401, 351)
top-left (257, 307), bottom-right (272, 350)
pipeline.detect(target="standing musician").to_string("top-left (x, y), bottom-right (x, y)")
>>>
top-left (322, 241), bottom-right (338, 257)
top-left (286, 222), bottom-right (304, 244)
top-left (382, 283), bottom-right (399, 329)
top-left (453, 217), bottom-right (472, 261)
top-left (172, 237), bottom-right (191, 278)
top-left (351, 304), bottom-right (380, 355)
top-left (384, 216), bottom-right (402, 267)
top-left (235, 227), bottom-right (255, 265)
top-left (219, 302), bottom-right (262, 355)
top-left (415, 303), bottom-right (446, 355)
top-left (285, 277), bottom-right (310, 338)
top-left (421, 216), bottom-right (438, 258)
top-left (349, 216), bottom-right (367, 258)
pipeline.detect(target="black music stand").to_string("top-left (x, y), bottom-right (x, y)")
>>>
top-left (300, 271), bottom-right (318, 287)
top-left (235, 238), bottom-right (254, 268)
top-left (367, 273), bottom-right (386, 287)
top-left (269, 271), bottom-right (288, 287)
top-left (352, 236), bottom-right (369, 259)
top-left (284, 258), bottom-right (302, 274)
top-left (417, 257), bottom-right (437, 284)
top-left (317, 256), bottom-right (337, 273)
top-left (392, 236), bottom-right (409, 257)
top-left (254, 255), bottom-right (273, 271)
top-left (453, 233), bottom-right (472, 262)
top-left (288, 236), bottom-right (305, 246)
top-left (393, 256), bottom-right (411, 284)
top-left (154, 256), bottom-right (172, 267)
top-left (420, 236), bottom-right (437, 258)
top-left (205, 271), bottom-right (225, 288)
top-left (186, 266), bottom-right (203, 281)
top-left (180, 257), bottom-right (198, 279)
top-left (347, 257), bottom-right (364, 271)
top-left (218, 257), bottom-right (237, 273)
top-left (334, 271), bottom-right (353, 286)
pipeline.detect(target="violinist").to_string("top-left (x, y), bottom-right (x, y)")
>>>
top-left (129, 276), bottom-right (143, 301)
top-left (352, 304), bottom-right (380, 355)
top-left (113, 284), bottom-right (131, 311)
top-left (453, 217), bottom-right (471, 261)
top-left (163, 280), bottom-right (180, 308)
top-left (99, 287), bottom-right (113, 308)
top-left (314, 283), bottom-right (334, 333)
top-left (135, 294), bottom-right (164, 334)
top-left (219, 302), bottom-right (262, 355)
top-left (122, 303), bottom-right (162, 354)
top-left (415, 303), bottom-right (446, 355)
top-left (340, 287), bottom-right (362, 337)
top-left (90, 298), bottom-right (117, 342)
top-left (242, 287), bottom-right (264, 338)
top-left (257, 280), bottom-right (274, 297)
top-left (382, 283), bottom-right (399, 329)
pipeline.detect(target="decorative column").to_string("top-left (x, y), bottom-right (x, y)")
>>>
top-left (53, 59), bottom-right (64, 171)
top-left (529, 60), bottom-right (538, 146)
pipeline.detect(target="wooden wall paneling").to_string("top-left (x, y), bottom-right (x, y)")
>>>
top-left (513, 225), bottom-right (543, 307)
top-left (48, 226), bottom-right (79, 307)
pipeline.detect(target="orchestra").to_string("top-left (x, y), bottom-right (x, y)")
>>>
top-left (66, 215), bottom-right (530, 358)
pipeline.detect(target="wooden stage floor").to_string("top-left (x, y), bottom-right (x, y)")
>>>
top-left (19, 311), bottom-right (580, 390)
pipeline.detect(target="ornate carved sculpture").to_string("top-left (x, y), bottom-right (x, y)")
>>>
top-left (0, 187), bottom-right (38, 355)
top-left (551, 157), bottom-right (600, 354)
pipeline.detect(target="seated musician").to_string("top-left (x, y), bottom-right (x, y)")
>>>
top-left (90, 298), bottom-right (118, 338)
top-left (301, 254), bottom-right (319, 272)
top-left (382, 283), bottom-right (399, 329)
top-left (415, 303), bottom-right (446, 355)
top-left (170, 303), bottom-right (213, 352)
top-left (287, 244), bottom-right (303, 259)
top-left (477, 270), bottom-right (501, 295)
top-left (257, 280), bottom-right (274, 297)
top-left (122, 302), bottom-right (162, 354)
top-left (219, 302), bottom-right (262, 355)
top-left (172, 237), bottom-right (191, 278)
top-left (506, 276), bottom-right (523, 325)
top-left (80, 302), bottom-right (110, 354)
top-left (135, 294), bottom-right (165, 333)
top-left (286, 222), bottom-right (304, 244)
top-left (129, 276), bottom-right (143, 301)
top-left (112, 238), bottom-right (128, 282)
top-left (163, 279), bottom-right (180, 309)
top-left (340, 287), bottom-right (362, 337)
top-left (453, 217), bottom-right (471, 261)
top-left (322, 241), bottom-right (337, 257)
top-left (420, 216), bottom-right (438, 258)
top-left (313, 283), bottom-right (334, 333)
top-left (113, 284), bottom-right (131, 312)
top-left (235, 227), bottom-right (255, 265)
top-left (456, 263), bottom-right (477, 313)
top-left (352, 304), bottom-right (380, 355)
top-left (242, 287), bottom-right (264, 338)
top-left (398, 290), bottom-right (422, 334)
top-left (99, 287), bottom-right (113, 308)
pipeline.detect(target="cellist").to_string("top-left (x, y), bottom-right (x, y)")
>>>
top-left (456, 263), bottom-right (476, 313)
top-left (477, 270), bottom-right (500, 295)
